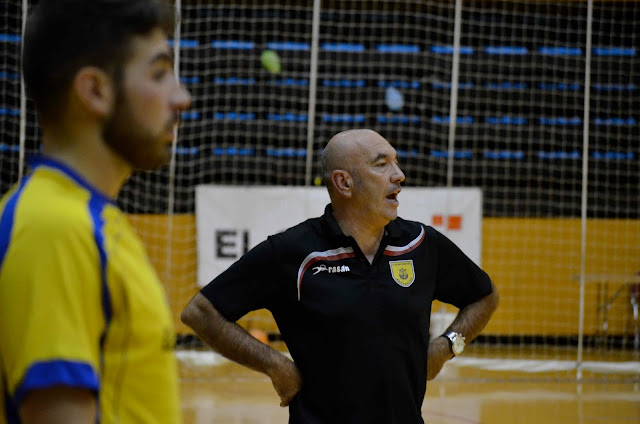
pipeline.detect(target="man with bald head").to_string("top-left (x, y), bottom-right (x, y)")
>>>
top-left (182, 129), bottom-right (499, 423)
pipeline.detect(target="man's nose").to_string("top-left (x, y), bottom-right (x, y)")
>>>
top-left (173, 83), bottom-right (192, 111)
top-left (392, 163), bottom-right (405, 183)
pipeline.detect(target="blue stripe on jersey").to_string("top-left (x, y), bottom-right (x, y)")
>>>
top-left (28, 155), bottom-right (116, 206)
top-left (13, 361), bottom-right (99, 406)
top-left (28, 154), bottom-right (114, 362)
top-left (0, 176), bottom-right (31, 270)
top-left (88, 195), bottom-right (112, 357)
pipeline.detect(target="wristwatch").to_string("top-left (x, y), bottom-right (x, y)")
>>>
top-left (442, 330), bottom-right (465, 356)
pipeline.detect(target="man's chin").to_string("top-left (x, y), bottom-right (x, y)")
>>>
top-left (384, 205), bottom-right (399, 220)
top-left (132, 152), bottom-right (172, 171)
top-left (377, 211), bottom-right (398, 225)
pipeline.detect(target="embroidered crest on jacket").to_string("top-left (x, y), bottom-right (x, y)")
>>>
top-left (389, 260), bottom-right (415, 287)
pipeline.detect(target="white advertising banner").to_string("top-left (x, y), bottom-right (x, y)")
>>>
top-left (196, 186), bottom-right (482, 287)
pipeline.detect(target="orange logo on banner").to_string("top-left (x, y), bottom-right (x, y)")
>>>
top-left (431, 215), bottom-right (462, 230)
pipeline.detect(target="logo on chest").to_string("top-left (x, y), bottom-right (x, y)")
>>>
top-left (312, 264), bottom-right (351, 275)
top-left (389, 260), bottom-right (415, 287)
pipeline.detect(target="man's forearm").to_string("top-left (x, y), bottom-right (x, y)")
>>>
top-left (181, 293), bottom-right (289, 377)
top-left (448, 281), bottom-right (499, 342)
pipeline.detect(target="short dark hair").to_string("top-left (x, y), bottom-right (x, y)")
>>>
top-left (22, 0), bottom-right (175, 121)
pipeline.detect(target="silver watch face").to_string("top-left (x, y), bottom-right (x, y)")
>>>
top-left (452, 337), bottom-right (465, 355)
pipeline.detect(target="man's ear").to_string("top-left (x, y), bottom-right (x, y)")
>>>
top-left (331, 169), bottom-right (353, 198)
top-left (71, 67), bottom-right (114, 117)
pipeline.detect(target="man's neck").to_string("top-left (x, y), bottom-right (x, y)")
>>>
top-left (41, 129), bottom-right (131, 199)
top-left (332, 206), bottom-right (387, 264)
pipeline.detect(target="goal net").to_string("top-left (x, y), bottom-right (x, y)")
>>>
top-left (1, 0), bottom-right (638, 382)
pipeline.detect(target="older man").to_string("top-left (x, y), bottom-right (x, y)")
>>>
top-left (182, 129), bottom-right (498, 424)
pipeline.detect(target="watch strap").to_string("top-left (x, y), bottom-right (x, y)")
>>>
top-left (442, 330), bottom-right (464, 356)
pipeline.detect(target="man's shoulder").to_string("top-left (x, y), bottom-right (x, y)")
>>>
top-left (391, 216), bottom-right (428, 238)
top-left (271, 215), bottom-right (324, 240)
top-left (394, 216), bottom-right (443, 239)
top-left (267, 215), bottom-right (337, 258)
top-left (390, 217), bottom-right (455, 256)
top-left (0, 182), bottom-right (102, 279)
top-left (4, 171), bottom-right (94, 236)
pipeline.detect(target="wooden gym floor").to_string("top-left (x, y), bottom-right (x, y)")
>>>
top-left (178, 345), bottom-right (640, 424)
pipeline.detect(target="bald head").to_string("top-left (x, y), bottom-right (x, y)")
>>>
top-left (321, 129), bottom-right (385, 191)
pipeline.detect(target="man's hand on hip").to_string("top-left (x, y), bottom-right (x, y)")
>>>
top-left (268, 355), bottom-right (303, 407)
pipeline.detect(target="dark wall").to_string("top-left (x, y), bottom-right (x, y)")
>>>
top-left (1, 1), bottom-right (638, 217)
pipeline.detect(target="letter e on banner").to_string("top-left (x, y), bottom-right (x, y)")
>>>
top-left (215, 229), bottom-right (250, 259)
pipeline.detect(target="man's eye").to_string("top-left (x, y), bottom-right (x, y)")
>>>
top-left (153, 69), bottom-right (169, 80)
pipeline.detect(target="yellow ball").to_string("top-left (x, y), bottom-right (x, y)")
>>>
top-left (260, 50), bottom-right (281, 74)
top-left (314, 176), bottom-right (322, 186)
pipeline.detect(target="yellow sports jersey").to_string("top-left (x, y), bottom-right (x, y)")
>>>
top-left (0, 156), bottom-right (180, 423)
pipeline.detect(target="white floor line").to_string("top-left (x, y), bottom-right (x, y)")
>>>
top-left (176, 350), bottom-right (640, 374)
